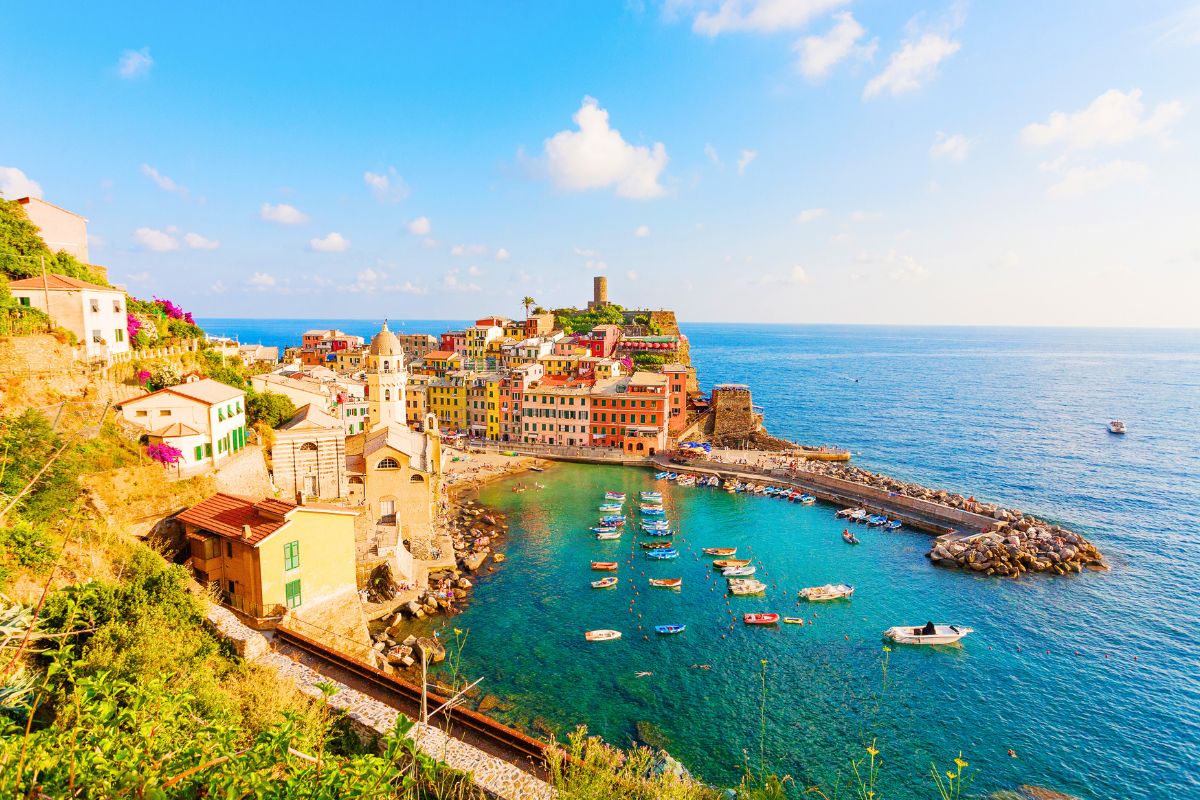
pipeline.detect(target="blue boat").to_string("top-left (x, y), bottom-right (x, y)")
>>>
top-left (799, 494), bottom-right (817, 504)
top-left (867, 515), bottom-right (888, 527)
top-left (600, 515), bottom-right (626, 524)
top-left (666, 472), bottom-right (678, 480)
top-left (655, 624), bottom-right (686, 635)
top-left (654, 471), bottom-right (669, 480)
top-left (599, 503), bottom-right (623, 512)
top-left (642, 529), bottom-right (675, 537)
top-left (646, 549), bottom-right (679, 560)
top-left (641, 508), bottom-right (665, 517)
top-left (590, 526), bottom-right (618, 533)
top-left (641, 521), bottom-right (670, 530)
top-left (885, 520), bottom-right (903, 530)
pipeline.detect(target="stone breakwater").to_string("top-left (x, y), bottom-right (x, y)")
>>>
top-left (796, 460), bottom-right (1106, 576)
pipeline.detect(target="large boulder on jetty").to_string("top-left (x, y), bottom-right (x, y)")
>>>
top-left (415, 636), bottom-right (446, 664)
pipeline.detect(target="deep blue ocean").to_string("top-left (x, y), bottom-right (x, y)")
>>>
top-left (201, 319), bottom-right (1200, 799)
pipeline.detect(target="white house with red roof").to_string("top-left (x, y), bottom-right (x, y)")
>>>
top-left (8, 273), bottom-right (128, 360)
top-left (116, 377), bottom-right (248, 470)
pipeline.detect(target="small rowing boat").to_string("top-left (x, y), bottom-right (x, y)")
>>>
top-left (528, 466), bottom-right (545, 472)
top-left (640, 505), bottom-right (665, 514)
top-left (605, 491), bottom-right (626, 501)
top-left (649, 577), bottom-right (682, 588)
top-left (722, 565), bottom-right (757, 577)
top-left (641, 520), bottom-right (670, 530)
top-left (743, 613), bottom-right (780, 625)
top-left (799, 584), bottom-right (854, 601)
top-left (585, 629), bottom-right (621, 642)
top-left (702, 547), bottom-right (737, 556)
top-left (591, 576), bottom-right (618, 588)
top-left (646, 549), bottom-right (679, 560)
top-left (599, 503), bottom-right (623, 512)
top-left (836, 508), bottom-right (856, 518)
top-left (654, 471), bottom-right (669, 480)
top-left (595, 531), bottom-right (622, 540)
top-left (591, 561), bottom-right (618, 571)
top-left (642, 528), bottom-right (675, 537)
top-left (799, 494), bottom-right (816, 505)
top-left (885, 520), bottom-right (902, 530)
top-left (590, 526), bottom-right (618, 533)
top-left (842, 530), bottom-right (860, 545)
top-left (728, 579), bottom-right (767, 595)
top-left (640, 541), bottom-right (674, 549)
top-left (883, 622), bottom-right (973, 645)
top-left (712, 559), bottom-right (750, 569)
top-left (783, 617), bottom-right (805, 625)
top-left (640, 491), bottom-right (662, 501)
top-left (599, 515), bottom-right (626, 524)
top-left (655, 624), bottom-right (686, 635)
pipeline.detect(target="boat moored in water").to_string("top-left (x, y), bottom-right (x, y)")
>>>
top-left (883, 622), bottom-right (973, 645)
top-left (640, 541), bottom-right (674, 549)
top-left (649, 577), bottom-right (682, 588)
top-left (591, 561), bottom-right (618, 571)
top-left (702, 547), bottom-right (737, 556)
top-left (655, 624), bottom-right (686, 635)
top-left (595, 531), bottom-right (622, 540)
top-left (783, 617), bottom-right (805, 625)
top-left (743, 613), bottom-right (780, 625)
top-left (591, 576), bottom-right (618, 588)
top-left (599, 503), bottom-right (623, 512)
top-left (646, 549), bottom-right (679, 560)
top-left (712, 559), bottom-right (750, 568)
top-left (728, 579), bottom-right (767, 595)
top-left (799, 584), bottom-right (855, 601)
top-left (605, 491), bottom-right (626, 501)
top-left (722, 565), bottom-right (757, 577)
top-left (585, 629), bottom-right (622, 642)
top-left (1109, 420), bottom-right (1127, 434)
top-left (799, 494), bottom-right (816, 505)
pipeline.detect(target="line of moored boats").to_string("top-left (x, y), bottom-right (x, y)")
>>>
top-left (581, 479), bottom-right (972, 646)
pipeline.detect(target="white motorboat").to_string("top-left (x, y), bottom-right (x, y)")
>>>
top-left (728, 579), bottom-right (767, 596)
top-left (722, 565), bottom-right (757, 577)
top-left (799, 584), bottom-right (854, 601)
top-left (1108, 420), bottom-right (1127, 434)
top-left (883, 622), bottom-right (973, 645)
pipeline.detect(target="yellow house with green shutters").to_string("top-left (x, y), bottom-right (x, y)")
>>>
top-left (179, 493), bottom-right (359, 629)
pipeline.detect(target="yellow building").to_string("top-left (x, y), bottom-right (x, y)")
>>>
top-left (180, 493), bottom-right (359, 629)
top-left (405, 374), bottom-right (431, 427)
top-left (428, 373), bottom-right (469, 432)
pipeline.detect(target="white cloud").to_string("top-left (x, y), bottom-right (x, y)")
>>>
top-left (467, 265), bottom-right (484, 277)
top-left (788, 264), bottom-right (810, 283)
top-left (183, 232), bottom-right (220, 250)
top-left (210, 280), bottom-right (227, 294)
top-left (309, 232), bottom-right (350, 252)
top-left (407, 216), bottom-right (432, 235)
top-left (248, 272), bottom-right (276, 288)
top-left (586, 259), bottom-right (608, 273)
top-left (574, 246), bottom-right (599, 258)
top-left (1043, 159), bottom-right (1149, 198)
top-left (450, 243), bottom-right (488, 257)
top-left (133, 227), bottom-right (179, 252)
top-left (1020, 89), bottom-right (1184, 150)
top-left (0, 166), bottom-right (42, 199)
top-left (737, 149), bottom-right (758, 175)
top-left (704, 143), bottom-right (722, 166)
top-left (363, 167), bottom-right (409, 203)
top-left (930, 132), bottom-right (970, 162)
top-left (117, 47), bottom-right (153, 79)
top-left (125, 271), bottom-right (150, 282)
top-left (443, 268), bottom-right (482, 293)
top-left (634, 224), bottom-right (651, 238)
top-left (495, 247), bottom-right (511, 261)
top-left (796, 208), bottom-right (826, 224)
top-left (884, 250), bottom-right (929, 281)
top-left (849, 210), bottom-right (877, 223)
top-left (830, 231), bottom-right (852, 244)
top-left (794, 12), bottom-right (876, 78)
top-left (141, 164), bottom-right (187, 197)
top-left (864, 33), bottom-right (960, 98)
top-left (386, 280), bottom-right (428, 295)
top-left (341, 268), bottom-right (384, 292)
top-left (261, 202), bottom-right (309, 225)
top-left (691, 0), bottom-right (851, 36)
top-left (627, 270), bottom-right (639, 282)
top-left (540, 96), bottom-right (668, 199)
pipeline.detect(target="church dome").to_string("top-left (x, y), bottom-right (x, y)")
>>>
top-left (369, 321), bottom-right (404, 358)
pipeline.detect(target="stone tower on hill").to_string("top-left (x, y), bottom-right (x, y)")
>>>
top-left (366, 321), bottom-right (407, 431)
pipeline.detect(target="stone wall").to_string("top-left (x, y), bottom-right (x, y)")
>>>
top-left (710, 385), bottom-right (758, 440)
top-left (272, 428), bottom-right (348, 500)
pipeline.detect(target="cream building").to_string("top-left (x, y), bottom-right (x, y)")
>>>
top-left (117, 378), bottom-right (248, 471)
top-left (272, 404), bottom-right (348, 500)
top-left (17, 197), bottom-right (90, 263)
top-left (8, 274), bottom-right (129, 360)
top-left (365, 321), bottom-right (408, 430)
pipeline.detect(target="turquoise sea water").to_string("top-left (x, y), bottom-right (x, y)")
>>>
top-left (201, 320), bottom-right (1200, 799)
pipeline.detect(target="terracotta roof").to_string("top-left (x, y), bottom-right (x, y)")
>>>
top-left (178, 493), bottom-right (296, 545)
top-left (7, 273), bottom-right (116, 292)
top-left (118, 378), bottom-right (244, 409)
top-left (424, 350), bottom-right (457, 360)
top-left (151, 422), bottom-right (202, 437)
top-left (278, 403), bottom-right (341, 431)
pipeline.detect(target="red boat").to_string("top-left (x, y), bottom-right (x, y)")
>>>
top-left (744, 613), bottom-right (780, 625)
top-left (842, 529), bottom-right (859, 545)
top-left (591, 561), bottom-right (619, 571)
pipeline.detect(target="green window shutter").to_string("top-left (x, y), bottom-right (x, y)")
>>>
top-left (205, 443), bottom-right (212, 457)
top-left (194, 445), bottom-right (203, 461)
top-left (284, 541), bottom-right (300, 570)
top-left (285, 579), bottom-right (302, 608)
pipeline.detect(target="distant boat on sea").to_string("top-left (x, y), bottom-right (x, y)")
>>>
top-left (1109, 420), bottom-right (1127, 434)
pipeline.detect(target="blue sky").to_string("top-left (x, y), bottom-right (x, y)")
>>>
top-left (2, 1), bottom-right (1198, 326)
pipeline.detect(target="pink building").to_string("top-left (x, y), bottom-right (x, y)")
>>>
top-left (576, 324), bottom-right (621, 358)
top-left (521, 377), bottom-right (593, 447)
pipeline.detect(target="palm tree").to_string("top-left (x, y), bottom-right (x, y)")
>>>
top-left (521, 296), bottom-right (537, 319)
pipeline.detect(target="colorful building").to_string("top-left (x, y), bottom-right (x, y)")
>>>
top-left (576, 324), bottom-right (621, 358)
top-left (117, 377), bottom-right (248, 471)
top-left (8, 274), bottom-right (129, 361)
top-left (521, 378), bottom-right (594, 447)
top-left (662, 362), bottom-right (689, 434)
top-left (590, 372), bottom-right (669, 455)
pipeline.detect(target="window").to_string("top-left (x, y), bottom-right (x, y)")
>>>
top-left (92, 329), bottom-right (102, 343)
top-left (114, 328), bottom-right (125, 343)
top-left (204, 443), bottom-right (212, 457)
top-left (225, 541), bottom-right (233, 557)
top-left (194, 445), bottom-right (203, 461)
top-left (284, 541), bottom-right (300, 571)
top-left (136, 409), bottom-right (148, 417)
top-left (377, 457), bottom-right (399, 469)
top-left (113, 299), bottom-right (121, 312)
top-left (300, 441), bottom-right (318, 452)
top-left (285, 579), bottom-right (303, 608)
top-left (90, 299), bottom-right (99, 312)
top-left (18, 296), bottom-right (30, 307)
top-left (159, 410), bottom-right (171, 416)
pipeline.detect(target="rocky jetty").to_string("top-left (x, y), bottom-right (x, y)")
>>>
top-left (797, 461), bottom-right (1105, 576)
top-left (450, 500), bottom-right (508, 576)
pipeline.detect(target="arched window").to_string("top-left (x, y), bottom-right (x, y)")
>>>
top-left (300, 442), bottom-right (318, 452)
top-left (384, 389), bottom-right (391, 401)
top-left (383, 360), bottom-right (390, 372)
top-left (377, 457), bottom-right (400, 470)
top-left (409, 474), bottom-right (425, 483)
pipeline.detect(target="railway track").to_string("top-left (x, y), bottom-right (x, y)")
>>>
top-left (274, 627), bottom-right (550, 778)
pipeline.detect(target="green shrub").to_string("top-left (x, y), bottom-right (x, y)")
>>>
top-left (247, 390), bottom-right (296, 428)
top-left (0, 518), bottom-right (55, 571)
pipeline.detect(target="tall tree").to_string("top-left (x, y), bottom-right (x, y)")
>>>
top-left (521, 296), bottom-right (536, 319)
